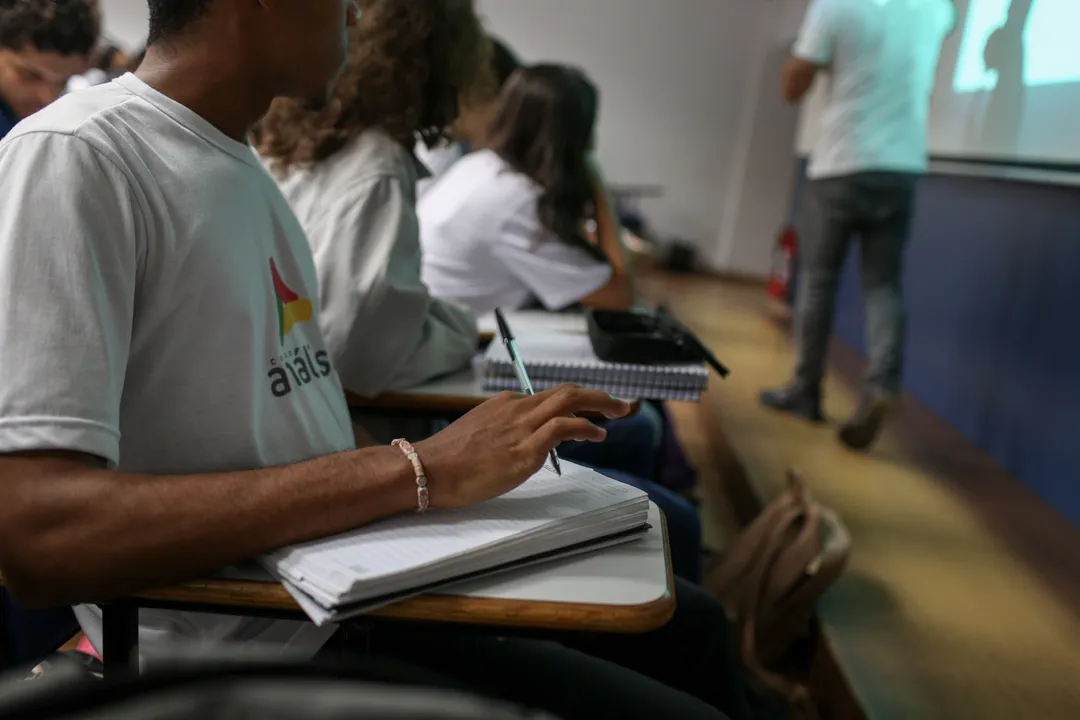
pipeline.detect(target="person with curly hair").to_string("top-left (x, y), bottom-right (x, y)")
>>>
top-left (0, 0), bottom-right (100, 136)
top-left (253, 0), bottom-right (490, 400)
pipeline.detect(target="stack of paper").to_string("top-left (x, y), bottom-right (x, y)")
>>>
top-left (259, 462), bottom-right (650, 625)
top-left (484, 332), bottom-right (709, 402)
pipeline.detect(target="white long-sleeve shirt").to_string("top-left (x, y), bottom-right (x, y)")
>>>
top-left (263, 130), bottom-right (478, 398)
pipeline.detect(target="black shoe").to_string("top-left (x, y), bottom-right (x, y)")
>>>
top-left (838, 392), bottom-right (897, 450)
top-left (759, 384), bottom-right (824, 423)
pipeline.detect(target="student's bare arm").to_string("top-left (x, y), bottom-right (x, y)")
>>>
top-left (579, 159), bottom-right (635, 310)
top-left (781, 57), bottom-right (821, 103)
top-left (0, 447), bottom-right (414, 608)
top-left (0, 386), bottom-right (628, 608)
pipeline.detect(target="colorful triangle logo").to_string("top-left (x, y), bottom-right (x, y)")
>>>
top-left (270, 258), bottom-right (314, 344)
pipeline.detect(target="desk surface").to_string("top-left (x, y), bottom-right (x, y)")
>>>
top-left (477, 311), bottom-right (589, 338)
top-left (351, 311), bottom-right (589, 414)
top-left (128, 502), bottom-right (673, 634)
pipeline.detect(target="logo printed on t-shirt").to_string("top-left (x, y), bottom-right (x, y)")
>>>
top-left (270, 258), bottom-right (314, 343)
top-left (267, 258), bottom-right (333, 399)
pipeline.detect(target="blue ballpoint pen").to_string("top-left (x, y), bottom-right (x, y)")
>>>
top-left (493, 307), bottom-right (562, 476)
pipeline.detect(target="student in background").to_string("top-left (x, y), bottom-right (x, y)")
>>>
top-left (415, 36), bottom-right (520, 196)
top-left (253, 0), bottom-right (489, 399)
top-left (0, 0), bottom-right (99, 137)
top-left (419, 64), bottom-right (634, 316)
top-left (760, 0), bottom-right (955, 450)
top-left (417, 64), bottom-right (702, 580)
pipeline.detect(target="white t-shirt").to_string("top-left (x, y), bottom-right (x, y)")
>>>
top-left (795, 0), bottom-right (956, 179)
top-left (414, 140), bottom-right (465, 199)
top-left (0, 74), bottom-right (355, 658)
top-left (264, 129), bottom-right (478, 398)
top-left (418, 150), bottom-right (612, 316)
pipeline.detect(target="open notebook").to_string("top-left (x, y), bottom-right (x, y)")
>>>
top-left (260, 462), bottom-right (650, 625)
top-left (484, 332), bottom-right (708, 402)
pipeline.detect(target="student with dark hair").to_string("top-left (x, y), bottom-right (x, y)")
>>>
top-left (416, 66), bottom-right (704, 583)
top-left (0, 2), bottom-right (749, 718)
top-left (415, 34), bottom-right (519, 192)
top-left (420, 64), bottom-right (633, 314)
top-left (253, 0), bottom-right (490, 399)
top-left (0, 0), bottom-right (99, 137)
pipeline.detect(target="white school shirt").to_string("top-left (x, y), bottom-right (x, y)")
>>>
top-left (0, 74), bottom-right (355, 659)
top-left (418, 150), bottom-right (612, 316)
top-left (414, 140), bottom-right (465, 199)
top-left (794, 0), bottom-right (955, 179)
top-left (264, 130), bottom-right (478, 399)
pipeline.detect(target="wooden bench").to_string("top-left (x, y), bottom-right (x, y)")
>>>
top-left (654, 274), bottom-right (1080, 720)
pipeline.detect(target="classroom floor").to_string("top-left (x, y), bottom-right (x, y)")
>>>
top-left (650, 273), bottom-right (1080, 720)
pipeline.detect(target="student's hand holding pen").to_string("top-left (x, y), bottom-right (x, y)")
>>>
top-left (415, 386), bottom-right (630, 510)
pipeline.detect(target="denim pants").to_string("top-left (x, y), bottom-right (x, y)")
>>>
top-left (794, 171), bottom-right (918, 395)
top-left (560, 405), bottom-right (703, 583)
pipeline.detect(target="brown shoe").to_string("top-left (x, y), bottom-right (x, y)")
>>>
top-left (838, 392), bottom-right (896, 450)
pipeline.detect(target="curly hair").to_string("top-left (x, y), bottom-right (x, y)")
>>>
top-left (254, 0), bottom-right (491, 173)
top-left (0, 0), bottom-right (100, 56)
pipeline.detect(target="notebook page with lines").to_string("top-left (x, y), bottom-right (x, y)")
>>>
top-left (260, 462), bottom-right (650, 625)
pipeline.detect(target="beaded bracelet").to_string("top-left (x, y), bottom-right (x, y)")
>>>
top-left (391, 438), bottom-right (429, 513)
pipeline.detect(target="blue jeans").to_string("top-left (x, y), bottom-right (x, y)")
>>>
top-left (560, 405), bottom-right (702, 582)
top-left (560, 404), bottom-right (662, 480)
top-left (794, 172), bottom-right (917, 395)
top-left (575, 462), bottom-right (702, 584)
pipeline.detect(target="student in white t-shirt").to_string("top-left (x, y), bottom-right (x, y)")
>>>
top-left (414, 36), bottom-right (522, 198)
top-left (253, 0), bottom-right (491, 399)
top-left (0, 2), bottom-right (747, 717)
top-left (760, 0), bottom-right (956, 450)
top-left (419, 64), bottom-right (634, 316)
top-left (416, 64), bottom-right (702, 579)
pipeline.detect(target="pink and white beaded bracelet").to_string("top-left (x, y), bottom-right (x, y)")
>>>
top-left (391, 438), bottom-right (429, 513)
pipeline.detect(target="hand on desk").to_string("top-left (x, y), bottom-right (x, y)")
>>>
top-left (416, 385), bottom-right (630, 510)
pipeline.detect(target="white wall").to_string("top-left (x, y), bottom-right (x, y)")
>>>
top-left (478, 0), bottom-right (809, 276)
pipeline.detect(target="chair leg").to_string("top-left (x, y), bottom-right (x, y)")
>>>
top-left (101, 603), bottom-right (138, 680)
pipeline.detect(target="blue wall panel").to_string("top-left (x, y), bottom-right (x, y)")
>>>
top-left (822, 172), bottom-right (1080, 524)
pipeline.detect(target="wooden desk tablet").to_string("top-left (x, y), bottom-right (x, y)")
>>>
top-left (0, 503), bottom-right (671, 677)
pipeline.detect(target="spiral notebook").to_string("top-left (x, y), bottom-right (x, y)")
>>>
top-left (483, 332), bottom-right (708, 401)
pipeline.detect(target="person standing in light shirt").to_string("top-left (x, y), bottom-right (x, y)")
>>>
top-left (760, 0), bottom-right (956, 450)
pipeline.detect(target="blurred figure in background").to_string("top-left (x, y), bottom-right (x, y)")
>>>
top-left (415, 35), bottom-right (520, 194)
top-left (0, 0), bottom-right (99, 137)
top-left (419, 64), bottom-right (634, 315)
top-left (418, 65), bottom-right (703, 583)
top-left (254, 0), bottom-right (489, 399)
top-left (760, 0), bottom-right (955, 451)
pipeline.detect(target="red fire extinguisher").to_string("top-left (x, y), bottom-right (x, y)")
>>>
top-left (767, 225), bottom-right (797, 305)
